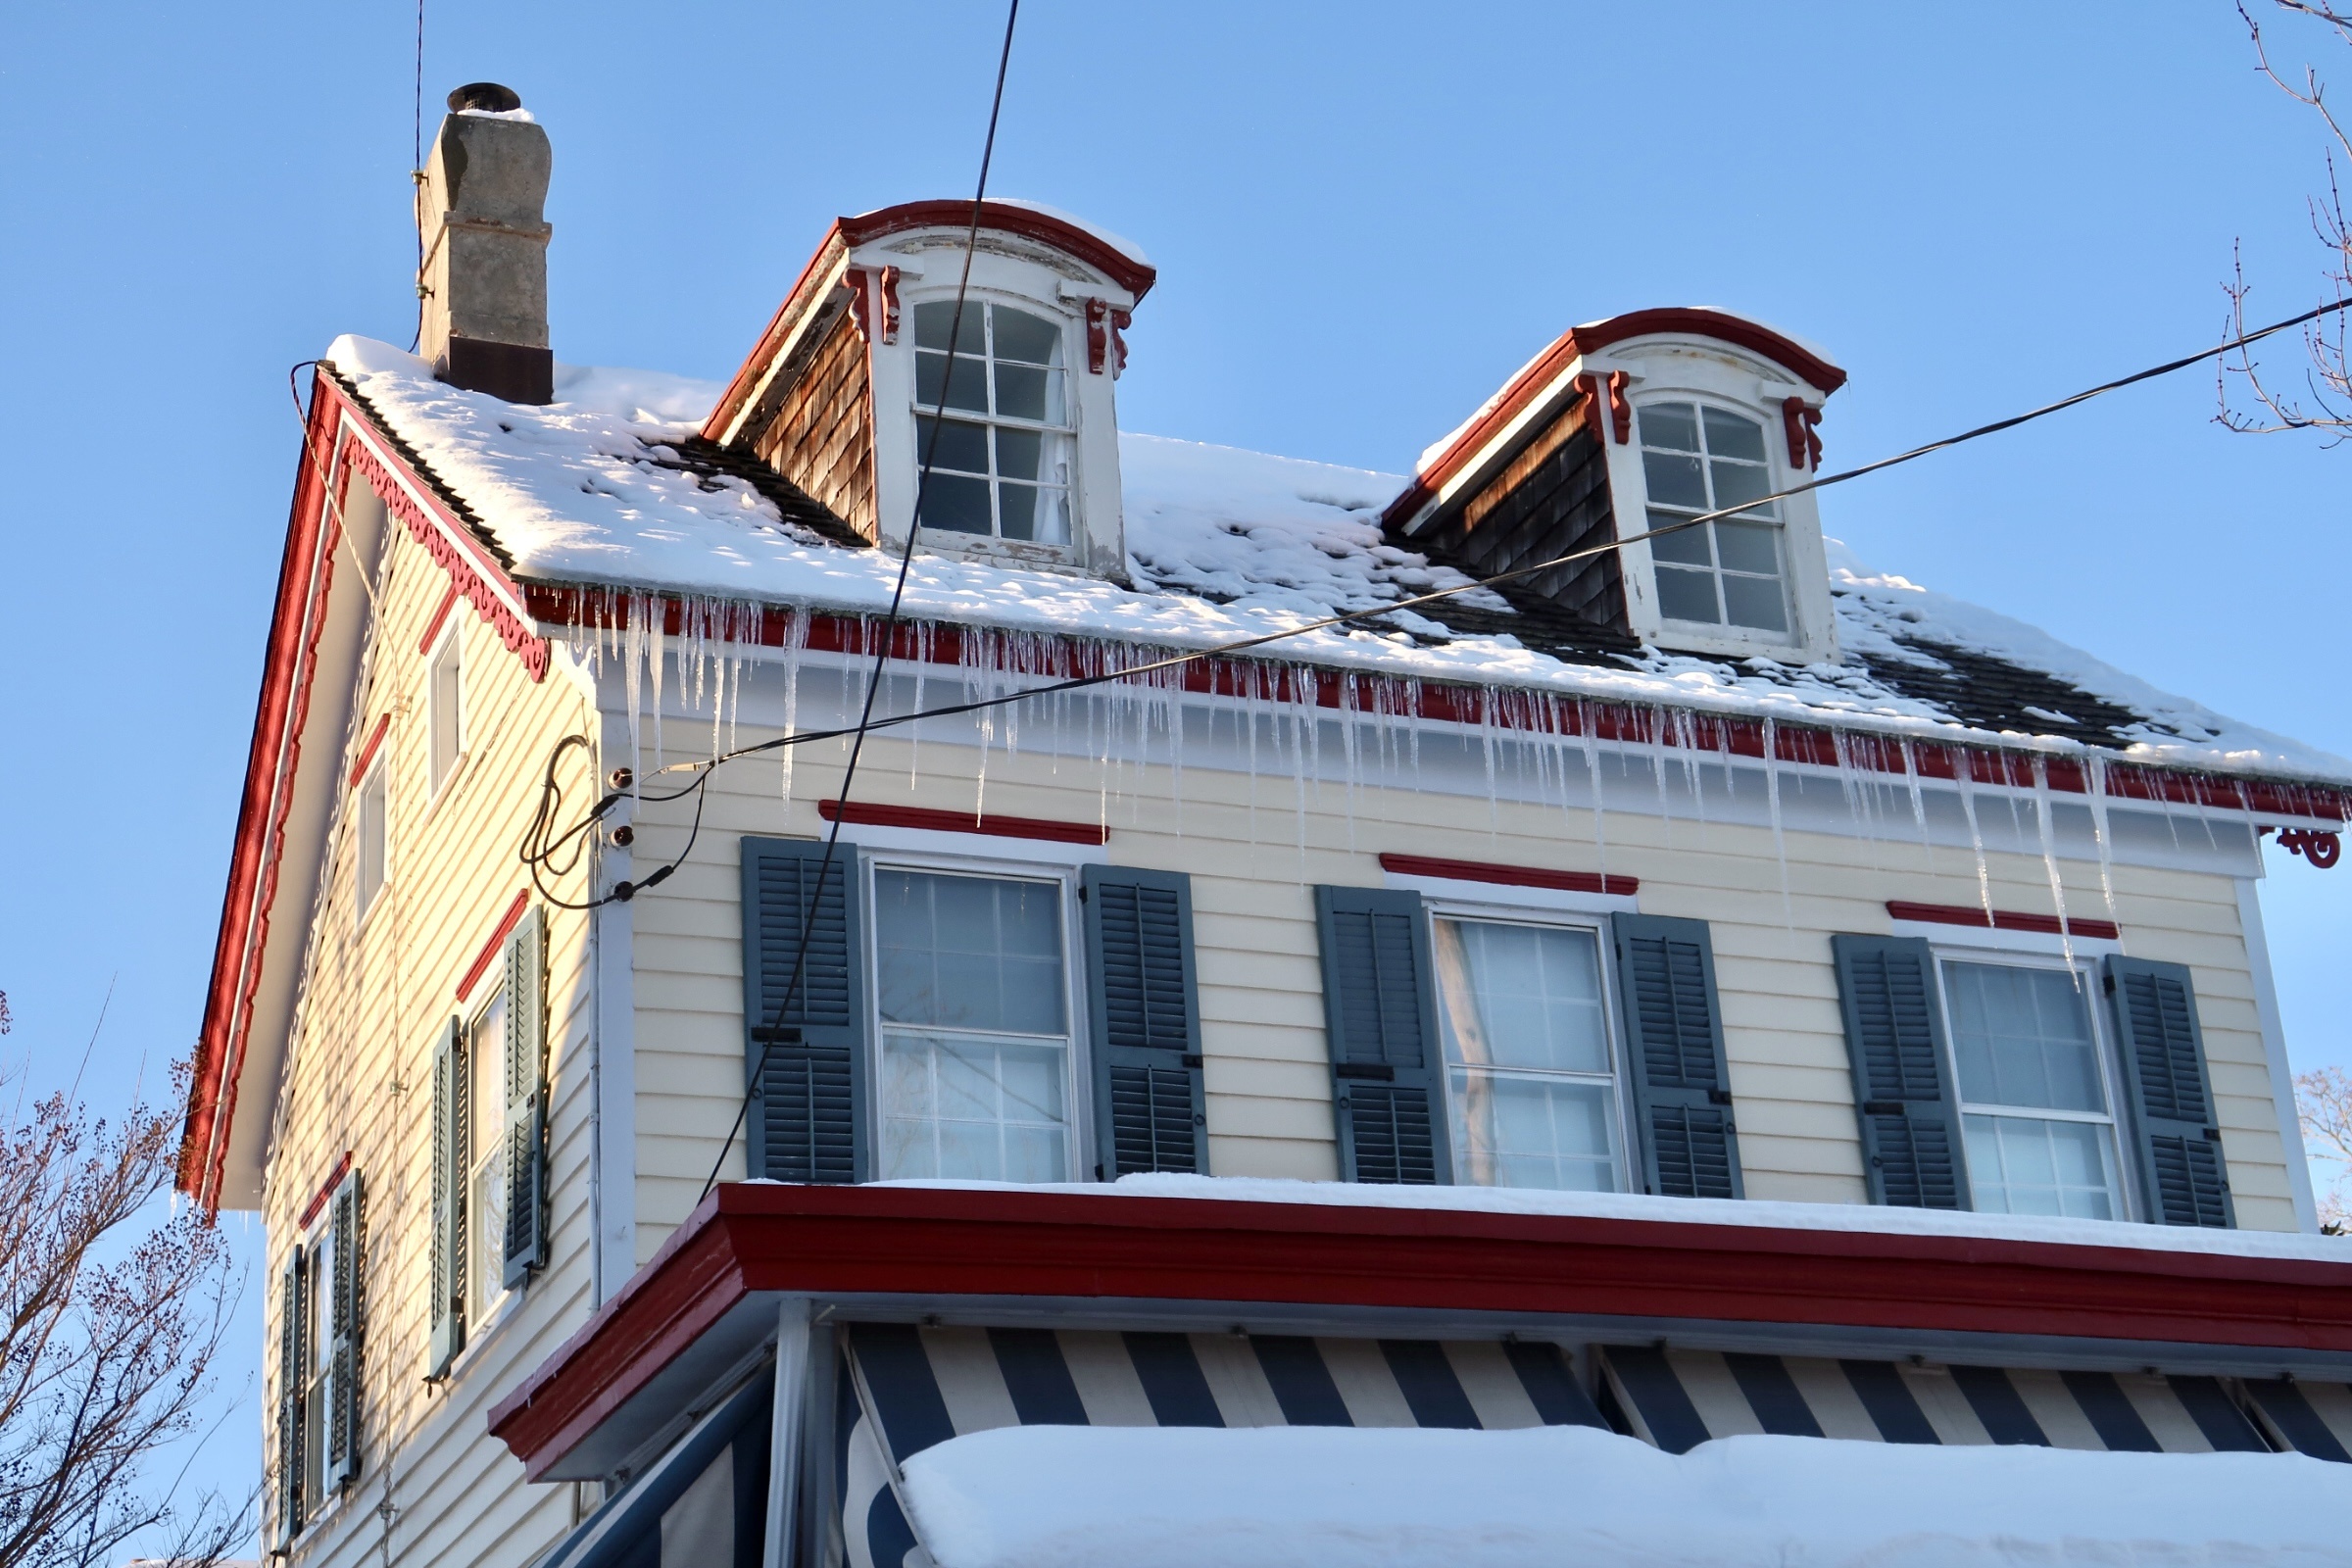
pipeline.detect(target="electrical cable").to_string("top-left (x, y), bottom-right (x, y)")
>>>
top-left (691, 0), bottom-right (1024, 1201)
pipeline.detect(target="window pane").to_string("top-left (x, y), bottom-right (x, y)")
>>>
top-left (916, 349), bottom-right (989, 414)
top-left (1449, 1071), bottom-right (1619, 1192)
top-left (991, 306), bottom-right (1062, 367)
top-left (1432, 919), bottom-right (1609, 1073)
top-left (998, 482), bottom-right (1042, 541)
top-left (916, 415), bottom-right (991, 475)
top-left (1701, 406), bottom-right (1768, 464)
top-left (913, 300), bottom-right (984, 355)
top-left (430, 641), bottom-right (462, 788)
top-left (880, 1034), bottom-right (1069, 1181)
top-left (995, 425), bottom-right (1043, 481)
top-left (875, 871), bottom-right (1065, 1035)
top-left (917, 473), bottom-right (993, 534)
top-left (1964, 1113), bottom-right (2118, 1219)
top-left (994, 363), bottom-right (1054, 422)
top-left (468, 986), bottom-right (508, 1324)
top-left (472, 990), bottom-right (508, 1167)
top-left (1031, 486), bottom-right (1071, 547)
top-left (1655, 565), bottom-right (1722, 623)
top-left (1714, 519), bottom-right (1781, 575)
top-left (1708, 458), bottom-right (1776, 515)
top-left (1639, 402), bottom-right (1699, 452)
top-left (1945, 963), bottom-right (2105, 1112)
top-left (1641, 450), bottom-right (1707, 511)
top-left (1646, 512), bottom-right (1713, 566)
top-left (1720, 573), bottom-right (1789, 632)
top-left (358, 771), bottom-right (386, 912)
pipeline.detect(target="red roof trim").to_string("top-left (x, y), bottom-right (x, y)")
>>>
top-left (457, 890), bottom-right (531, 1003)
top-left (487, 1182), bottom-right (2352, 1478)
top-left (699, 220), bottom-right (852, 446)
top-left (817, 799), bottom-right (1109, 845)
top-left (838, 201), bottom-right (1156, 301)
top-left (297, 1150), bottom-right (353, 1230)
top-left (348, 713), bottom-right (391, 790)
top-left (521, 588), bottom-right (2352, 828)
top-left (1383, 308), bottom-right (1847, 528)
top-left (1380, 853), bottom-right (1637, 897)
top-left (1887, 900), bottom-right (2123, 941)
top-left (416, 583), bottom-right (461, 657)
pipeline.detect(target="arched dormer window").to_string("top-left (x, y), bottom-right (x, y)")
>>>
top-left (912, 299), bottom-right (1074, 544)
top-left (1636, 400), bottom-right (1789, 635)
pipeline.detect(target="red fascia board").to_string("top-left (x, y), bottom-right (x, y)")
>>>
top-left (487, 1181), bottom-right (2352, 1478)
top-left (818, 799), bottom-right (1109, 845)
top-left (297, 1150), bottom-right (353, 1230)
top-left (457, 890), bottom-right (531, 1003)
top-left (699, 220), bottom-right (851, 445)
top-left (181, 368), bottom-right (343, 1204)
top-left (1379, 853), bottom-right (1637, 897)
top-left (416, 583), bottom-right (462, 657)
top-left (839, 201), bottom-right (1157, 302)
top-left (1886, 900), bottom-right (2123, 941)
top-left (1382, 308), bottom-right (1848, 528)
top-left (522, 587), bottom-right (2352, 829)
top-left (348, 713), bottom-right (391, 789)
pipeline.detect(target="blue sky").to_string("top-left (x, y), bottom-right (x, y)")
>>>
top-left (7, 0), bottom-right (2352, 1537)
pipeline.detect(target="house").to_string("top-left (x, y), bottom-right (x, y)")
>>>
top-left (183, 86), bottom-right (2352, 1568)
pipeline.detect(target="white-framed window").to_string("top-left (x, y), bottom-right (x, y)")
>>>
top-left (869, 861), bottom-right (1081, 1181)
top-left (298, 1205), bottom-right (335, 1517)
top-left (428, 626), bottom-right (465, 796)
top-left (466, 982), bottom-right (510, 1329)
top-left (356, 760), bottom-right (388, 920)
top-left (911, 298), bottom-right (1075, 546)
top-left (1429, 907), bottom-right (1628, 1192)
top-left (1936, 955), bottom-right (2130, 1219)
top-left (1636, 400), bottom-right (1790, 635)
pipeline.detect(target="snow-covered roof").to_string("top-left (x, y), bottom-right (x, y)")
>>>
top-left (899, 1423), bottom-right (2352, 1568)
top-left (324, 335), bottom-right (2351, 785)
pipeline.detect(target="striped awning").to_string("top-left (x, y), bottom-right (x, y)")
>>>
top-left (1597, 1346), bottom-right (2350, 1458)
top-left (539, 1373), bottom-right (769, 1568)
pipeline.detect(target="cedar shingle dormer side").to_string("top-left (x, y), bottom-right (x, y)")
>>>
top-left (703, 201), bottom-right (1157, 577)
top-left (1390, 309), bottom-right (1847, 664)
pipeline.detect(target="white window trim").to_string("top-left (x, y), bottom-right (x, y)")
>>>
top-left (1383, 872), bottom-right (1637, 918)
top-left (425, 620), bottom-right (467, 809)
top-left (1891, 919), bottom-right (2122, 958)
top-left (1422, 895), bottom-right (1637, 1196)
top-left (463, 978), bottom-right (512, 1334)
top-left (294, 1205), bottom-right (340, 1526)
top-left (1632, 393), bottom-right (1799, 648)
top-left (355, 757), bottom-right (390, 933)
top-left (859, 847), bottom-right (1095, 1184)
top-left (1926, 943), bottom-right (2137, 1223)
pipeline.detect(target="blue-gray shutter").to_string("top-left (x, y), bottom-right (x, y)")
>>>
top-left (504, 906), bottom-right (550, 1287)
top-left (274, 1248), bottom-right (304, 1548)
top-left (1081, 865), bottom-right (1209, 1178)
top-left (2105, 956), bottom-right (2235, 1228)
top-left (1312, 886), bottom-right (1450, 1185)
top-left (428, 1016), bottom-right (463, 1378)
top-left (327, 1170), bottom-right (363, 1491)
top-left (741, 837), bottom-right (867, 1183)
top-left (1609, 912), bottom-right (1742, 1199)
top-left (1831, 935), bottom-right (1971, 1209)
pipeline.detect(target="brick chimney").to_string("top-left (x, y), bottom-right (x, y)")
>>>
top-left (417, 82), bottom-right (553, 404)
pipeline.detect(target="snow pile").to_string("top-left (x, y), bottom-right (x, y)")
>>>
top-left (322, 336), bottom-right (2352, 783)
top-left (868, 1172), bottom-right (2352, 1264)
top-left (899, 1424), bottom-right (2352, 1568)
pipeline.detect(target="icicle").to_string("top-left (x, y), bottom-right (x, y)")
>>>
top-left (1649, 706), bottom-right (1673, 829)
top-left (648, 598), bottom-right (666, 769)
top-left (2084, 754), bottom-right (2121, 929)
top-left (777, 609), bottom-right (807, 807)
top-left (1578, 700), bottom-right (1608, 878)
top-left (1480, 688), bottom-right (1502, 838)
top-left (1953, 752), bottom-right (1994, 918)
top-left (1899, 738), bottom-right (1932, 855)
top-left (622, 595), bottom-right (645, 788)
top-left (2029, 756), bottom-right (2077, 970)
top-left (1760, 717), bottom-right (1792, 927)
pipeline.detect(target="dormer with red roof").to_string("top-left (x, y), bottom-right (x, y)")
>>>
top-left (1388, 309), bottom-right (1848, 664)
top-left (701, 199), bottom-right (1155, 581)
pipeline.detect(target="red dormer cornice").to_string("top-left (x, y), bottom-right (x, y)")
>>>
top-left (1383, 308), bottom-right (1848, 529)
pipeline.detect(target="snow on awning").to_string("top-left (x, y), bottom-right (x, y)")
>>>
top-left (892, 1423), bottom-right (2352, 1568)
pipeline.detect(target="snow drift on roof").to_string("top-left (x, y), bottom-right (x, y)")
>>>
top-left (322, 335), bottom-right (2350, 784)
top-left (901, 1424), bottom-right (2352, 1568)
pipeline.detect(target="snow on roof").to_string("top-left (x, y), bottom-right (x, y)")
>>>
top-left (900, 1423), bottom-right (2352, 1568)
top-left (324, 335), bottom-right (2351, 784)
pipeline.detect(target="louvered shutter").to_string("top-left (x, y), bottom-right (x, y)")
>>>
top-left (274, 1248), bottom-right (305, 1547)
top-left (1831, 935), bottom-right (1971, 1209)
top-left (1081, 865), bottom-right (1209, 1178)
top-left (1313, 887), bottom-right (1450, 1185)
top-left (428, 1016), bottom-right (464, 1378)
top-left (503, 906), bottom-right (549, 1287)
top-left (326, 1170), bottom-right (363, 1491)
top-left (2105, 956), bottom-right (2235, 1228)
top-left (1610, 913), bottom-right (1743, 1199)
top-left (740, 837), bottom-right (867, 1183)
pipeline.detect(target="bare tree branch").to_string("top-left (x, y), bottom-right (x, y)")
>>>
top-left (2297, 1064), bottom-right (2352, 1234)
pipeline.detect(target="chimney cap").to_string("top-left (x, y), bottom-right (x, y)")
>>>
top-left (447, 81), bottom-right (523, 114)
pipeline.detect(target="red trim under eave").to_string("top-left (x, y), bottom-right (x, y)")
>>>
top-left (1383, 307), bottom-right (1848, 529)
top-left (297, 1150), bottom-right (353, 1230)
top-left (839, 201), bottom-right (1157, 301)
top-left (1380, 853), bottom-right (1638, 897)
top-left (486, 1182), bottom-right (2352, 1479)
top-left (348, 713), bottom-right (391, 789)
top-left (1887, 900), bottom-right (2123, 941)
top-left (817, 798), bottom-right (1109, 846)
top-left (458, 890), bottom-right (532, 1002)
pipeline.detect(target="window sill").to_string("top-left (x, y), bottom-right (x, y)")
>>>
top-left (916, 530), bottom-right (1088, 576)
top-left (421, 752), bottom-right (470, 826)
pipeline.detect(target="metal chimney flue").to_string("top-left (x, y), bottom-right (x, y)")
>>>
top-left (417, 82), bottom-right (553, 404)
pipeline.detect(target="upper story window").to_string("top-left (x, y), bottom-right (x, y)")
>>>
top-left (428, 628), bottom-right (465, 795)
top-left (1637, 401), bottom-right (1789, 635)
top-left (873, 865), bottom-right (1075, 1181)
top-left (1432, 913), bottom-right (1625, 1192)
top-left (913, 300), bottom-right (1073, 546)
top-left (466, 979), bottom-right (512, 1328)
top-left (273, 1167), bottom-right (361, 1549)
top-left (356, 760), bottom-right (388, 920)
top-left (1939, 957), bottom-right (2126, 1219)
